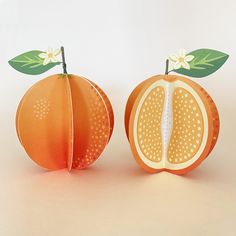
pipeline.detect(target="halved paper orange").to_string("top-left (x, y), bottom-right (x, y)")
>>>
top-left (125, 75), bottom-right (219, 174)
top-left (16, 74), bottom-right (114, 171)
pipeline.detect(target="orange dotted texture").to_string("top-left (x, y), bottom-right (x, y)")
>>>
top-left (33, 98), bottom-right (50, 120)
top-left (168, 87), bottom-right (204, 163)
top-left (137, 86), bottom-right (165, 162)
top-left (88, 80), bottom-right (114, 141)
top-left (69, 76), bottom-right (110, 169)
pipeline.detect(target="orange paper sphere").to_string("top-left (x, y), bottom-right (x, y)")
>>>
top-left (16, 74), bottom-right (114, 171)
top-left (125, 75), bottom-right (219, 174)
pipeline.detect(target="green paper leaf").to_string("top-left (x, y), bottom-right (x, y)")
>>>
top-left (173, 49), bottom-right (229, 78)
top-left (8, 50), bottom-right (61, 75)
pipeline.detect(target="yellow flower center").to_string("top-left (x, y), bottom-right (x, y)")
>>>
top-left (48, 53), bottom-right (53, 58)
top-left (178, 57), bottom-right (184, 62)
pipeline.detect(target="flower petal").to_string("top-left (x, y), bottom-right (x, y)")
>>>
top-left (43, 57), bottom-right (50, 65)
top-left (38, 53), bottom-right (47, 59)
top-left (179, 48), bottom-right (187, 57)
top-left (185, 54), bottom-right (194, 62)
top-left (54, 48), bottom-right (61, 56)
top-left (46, 48), bottom-right (53, 54)
top-left (181, 61), bottom-right (190, 70)
top-left (50, 56), bottom-right (58, 63)
top-left (174, 62), bottom-right (181, 70)
top-left (169, 54), bottom-right (178, 62)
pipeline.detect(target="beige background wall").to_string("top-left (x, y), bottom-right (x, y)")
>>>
top-left (0, 0), bottom-right (236, 235)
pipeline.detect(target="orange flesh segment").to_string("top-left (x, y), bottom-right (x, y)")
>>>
top-left (137, 86), bottom-right (164, 162)
top-left (168, 88), bottom-right (204, 164)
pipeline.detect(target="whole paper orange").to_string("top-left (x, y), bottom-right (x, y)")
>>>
top-left (16, 74), bottom-right (114, 171)
top-left (125, 75), bottom-right (219, 174)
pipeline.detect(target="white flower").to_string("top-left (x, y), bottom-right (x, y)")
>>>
top-left (169, 49), bottom-right (194, 70)
top-left (39, 48), bottom-right (61, 66)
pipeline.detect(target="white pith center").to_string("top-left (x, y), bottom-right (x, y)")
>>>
top-left (161, 82), bottom-right (173, 166)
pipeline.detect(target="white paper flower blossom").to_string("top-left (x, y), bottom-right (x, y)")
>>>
top-left (169, 49), bottom-right (194, 70)
top-left (39, 48), bottom-right (61, 66)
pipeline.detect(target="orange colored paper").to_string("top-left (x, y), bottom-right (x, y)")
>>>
top-left (16, 74), bottom-right (114, 171)
top-left (125, 75), bottom-right (219, 174)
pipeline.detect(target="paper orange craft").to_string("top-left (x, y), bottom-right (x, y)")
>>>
top-left (125, 49), bottom-right (228, 174)
top-left (10, 47), bottom-right (114, 171)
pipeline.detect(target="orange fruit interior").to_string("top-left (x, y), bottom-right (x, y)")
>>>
top-left (16, 74), bottom-right (114, 171)
top-left (125, 75), bottom-right (219, 174)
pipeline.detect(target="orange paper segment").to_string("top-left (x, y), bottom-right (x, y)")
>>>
top-left (88, 80), bottom-right (114, 141)
top-left (16, 74), bottom-right (113, 171)
top-left (125, 75), bottom-right (219, 174)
